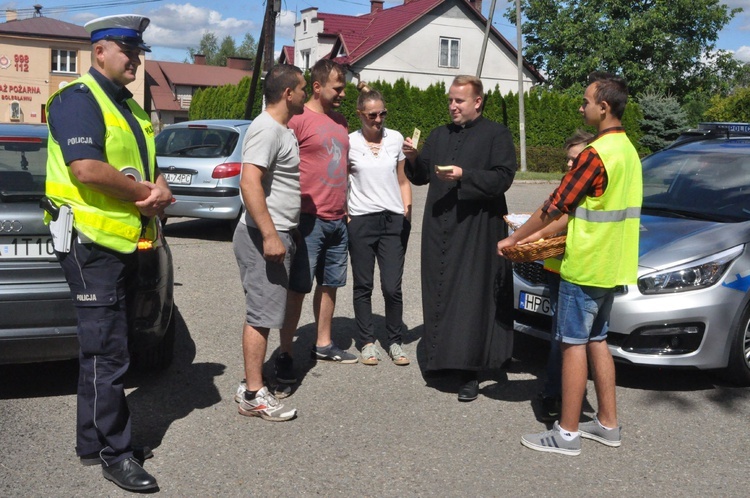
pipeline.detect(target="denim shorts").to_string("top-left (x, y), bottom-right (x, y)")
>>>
top-left (289, 214), bottom-right (348, 293)
top-left (555, 279), bottom-right (615, 345)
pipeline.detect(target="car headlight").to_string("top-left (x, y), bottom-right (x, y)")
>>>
top-left (638, 245), bottom-right (743, 294)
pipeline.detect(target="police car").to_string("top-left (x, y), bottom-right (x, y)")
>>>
top-left (0, 123), bottom-right (176, 369)
top-left (513, 122), bottom-right (750, 385)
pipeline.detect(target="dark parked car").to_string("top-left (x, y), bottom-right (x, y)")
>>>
top-left (0, 123), bottom-right (175, 369)
top-left (513, 122), bottom-right (750, 385)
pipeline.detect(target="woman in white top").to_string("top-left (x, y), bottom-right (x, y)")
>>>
top-left (348, 83), bottom-right (412, 365)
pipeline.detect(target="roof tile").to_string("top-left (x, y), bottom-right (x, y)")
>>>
top-left (0, 16), bottom-right (88, 40)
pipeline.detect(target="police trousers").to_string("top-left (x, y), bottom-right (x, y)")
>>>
top-left (57, 238), bottom-right (139, 466)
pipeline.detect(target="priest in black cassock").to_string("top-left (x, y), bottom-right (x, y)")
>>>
top-left (403, 75), bottom-right (517, 402)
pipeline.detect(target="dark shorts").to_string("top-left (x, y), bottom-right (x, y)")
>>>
top-left (289, 213), bottom-right (348, 293)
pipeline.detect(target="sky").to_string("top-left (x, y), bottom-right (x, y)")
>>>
top-left (3, 0), bottom-right (750, 63)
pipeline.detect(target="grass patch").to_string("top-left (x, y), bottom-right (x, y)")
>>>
top-left (514, 171), bottom-right (564, 182)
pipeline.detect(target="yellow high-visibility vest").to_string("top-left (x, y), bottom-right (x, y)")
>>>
top-left (561, 132), bottom-right (642, 287)
top-left (45, 72), bottom-right (156, 253)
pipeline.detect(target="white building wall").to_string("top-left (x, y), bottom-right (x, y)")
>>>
top-left (328, 3), bottom-right (538, 93)
top-left (295, 9), bottom-right (327, 70)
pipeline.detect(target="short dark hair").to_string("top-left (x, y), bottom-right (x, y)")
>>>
top-left (564, 129), bottom-right (594, 150)
top-left (587, 71), bottom-right (628, 120)
top-left (310, 59), bottom-right (345, 86)
top-left (264, 64), bottom-right (303, 104)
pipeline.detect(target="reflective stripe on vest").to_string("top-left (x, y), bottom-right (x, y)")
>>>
top-left (560, 132), bottom-right (642, 287)
top-left (45, 73), bottom-right (157, 253)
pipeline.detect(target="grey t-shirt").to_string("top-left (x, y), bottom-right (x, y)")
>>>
top-left (240, 111), bottom-right (300, 231)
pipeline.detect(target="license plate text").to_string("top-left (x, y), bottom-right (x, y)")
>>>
top-left (519, 291), bottom-right (553, 316)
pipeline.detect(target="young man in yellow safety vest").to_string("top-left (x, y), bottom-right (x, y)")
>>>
top-left (498, 72), bottom-right (642, 456)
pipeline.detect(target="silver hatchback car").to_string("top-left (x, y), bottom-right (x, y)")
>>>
top-left (513, 123), bottom-right (750, 385)
top-left (156, 119), bottom-right (251, 226)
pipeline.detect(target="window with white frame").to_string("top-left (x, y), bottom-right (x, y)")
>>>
top-left (301, 50), bottom-right (311, 71)
top-left (439, 37), bottom-right (460, 68)
top-left (51, 49), bottom-right (77, 73)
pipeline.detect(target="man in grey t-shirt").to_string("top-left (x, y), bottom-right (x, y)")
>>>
top-left (233, 64), bottom-right (306, 422)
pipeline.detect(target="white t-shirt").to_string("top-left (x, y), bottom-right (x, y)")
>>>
top-left (347, 128), bottom-right (406, 216)
top-left (240, 111), bottom-right (300, 231)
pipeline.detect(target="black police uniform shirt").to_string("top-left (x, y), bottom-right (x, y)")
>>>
top-left (48, 68), bottom-right (152, 181)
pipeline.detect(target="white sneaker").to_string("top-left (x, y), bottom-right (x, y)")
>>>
top-left (238, 386), bottom-right (297, 421)
top-left (235, 379), bottom-right (291, 402)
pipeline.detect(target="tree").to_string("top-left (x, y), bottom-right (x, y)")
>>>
top-left (638, 93), bottom-right (689, 151)
top-left (704, 87), bottom-right (750, 122)
top-left (186, 31), bottom-right (257, 66)
top-left (216, 36), bottom-right (237, 67)
top-left (187, 32), bottom-right (219, 64)
top-left (237, 33), bottom-right (258, 60)
top-left (507, 0), bottom-right (741, 99)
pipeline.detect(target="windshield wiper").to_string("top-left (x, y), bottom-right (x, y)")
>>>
top-left (643, 205), bottom-right (728, 222)
top-left (163, 144), bottom-right (218, 156)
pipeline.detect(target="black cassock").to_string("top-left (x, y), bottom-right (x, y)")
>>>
top-left (406, 116), bottom-right (516, 371)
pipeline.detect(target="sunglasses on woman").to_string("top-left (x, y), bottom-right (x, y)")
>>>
top-left (361, 110), bottom-right (388, 119)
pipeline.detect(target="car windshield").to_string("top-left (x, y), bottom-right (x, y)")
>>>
top-left (642, 141), bottom-right (750, 222)
top-left (155, 127), bottom-right (238, 158)
top-left (0, 135), bottom-right (47, 203)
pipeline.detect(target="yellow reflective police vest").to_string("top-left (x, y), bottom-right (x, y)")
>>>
top-left (45, 72), bottom-right (157, 253)
top-left (560, 132), bottom-right (642, 287)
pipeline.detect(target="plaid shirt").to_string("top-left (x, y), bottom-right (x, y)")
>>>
top-left (542, 127), bottom-right (627, 218)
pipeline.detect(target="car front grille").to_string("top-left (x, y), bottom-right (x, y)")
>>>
top-left (513, 261), bottom-right (547, 286)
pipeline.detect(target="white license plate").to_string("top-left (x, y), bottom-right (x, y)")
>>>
top-left (163, 172), bottom-right (192, 185)
top-left (0, 236), bottom-right (55, 260)
top-left (519, 291), bottom-right (553, 316)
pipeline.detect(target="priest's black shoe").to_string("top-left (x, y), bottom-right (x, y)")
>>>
top-left (102, 457), bottom-right (158, 492)
top-left (457, 379), bottom-right (479, 402)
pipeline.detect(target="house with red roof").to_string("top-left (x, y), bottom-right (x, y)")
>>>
top-left (144, 56), bottom-right (253, 131)
top-left (279, 0), bottom-right (543, 93)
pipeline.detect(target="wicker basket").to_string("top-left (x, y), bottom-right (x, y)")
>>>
top-left (503, 214), bottom-right (531, 232)
top-left (501, 235), bottom-right (566, 262)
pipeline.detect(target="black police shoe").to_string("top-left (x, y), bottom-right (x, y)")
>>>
top-left (80, 446), bottom-right (153, 466)
top-left (102, 457), bottom-right (158, 492)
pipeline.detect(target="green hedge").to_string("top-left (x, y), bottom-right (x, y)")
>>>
top-left (189, 77), bottom-right (647, 173)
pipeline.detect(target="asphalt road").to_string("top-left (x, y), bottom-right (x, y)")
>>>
top-left (2, 181), bottom-right (749, 497)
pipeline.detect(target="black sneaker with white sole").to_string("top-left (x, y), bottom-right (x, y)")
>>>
top-left (312, 343), bottom-right (358, 363)
top-left (275, 352), bottom-right (298, 384)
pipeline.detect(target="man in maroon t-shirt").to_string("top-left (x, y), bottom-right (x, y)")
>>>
top-left (275, 59), bottom-right (357, 383)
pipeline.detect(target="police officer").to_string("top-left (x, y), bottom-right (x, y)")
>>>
top-left (45, 14), bottom-right (172, 492)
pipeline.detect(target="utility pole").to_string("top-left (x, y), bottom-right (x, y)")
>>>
top-left (516, 0), bottom-right (527, 172)
top-left (245, 0), bottom-right (278, 119)
top-left (263, 0), bottom-right (280, 72)
top-left (475, 0), bottom-right (496, 78)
